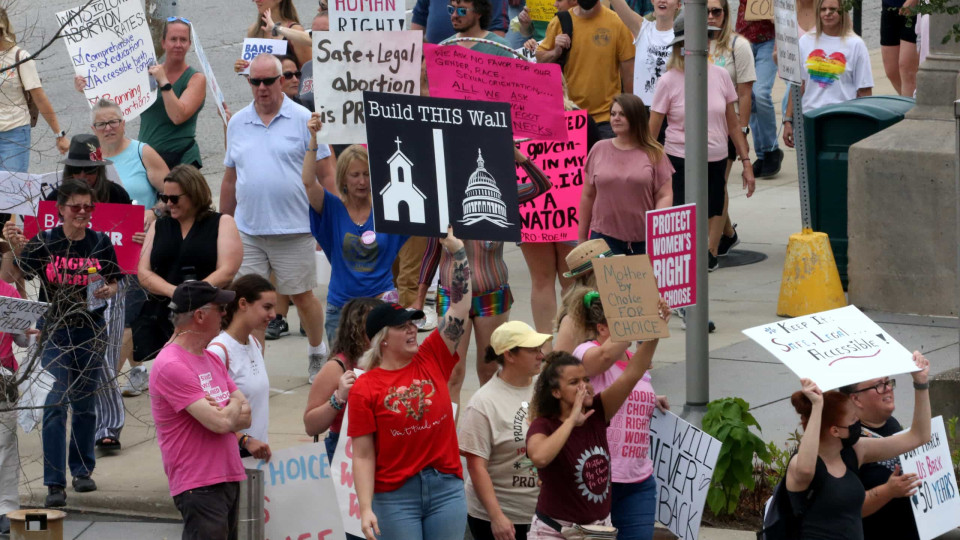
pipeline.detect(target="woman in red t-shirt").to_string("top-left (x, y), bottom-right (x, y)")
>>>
top-left (349, 227), bottom-right (472, 540)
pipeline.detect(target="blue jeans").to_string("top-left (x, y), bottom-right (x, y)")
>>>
top-left (42, 324), bottom-right (105, 487)
top-left (749, 39), bottom-right (779, 155)
top-left (371, 467), bottom-right (467, 540)
top-left (505, 1), bottom-right (526, 49)
top-left (324, 303), bottom-right (343, 349)
top-left (610, 476), bottom-right (658, 540)
top-left (590, 230), bottom-right (646, 256)
top-left (0, 124), bottom-right (31, 173)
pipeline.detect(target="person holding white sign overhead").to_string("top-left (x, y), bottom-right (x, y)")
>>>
top-left (244, 1), bottom-right (312, 69)
top-left (785, 352), bottom-right (931, 540)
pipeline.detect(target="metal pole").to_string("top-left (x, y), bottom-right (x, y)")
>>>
top-left (793, 84), bottom-right (811, 230)
top-left (954, 100), bottom-right (960, 352)
top-left (682, 0), bottom-right (709, 421)
top-left (145, 0), bottom-right (179, 60)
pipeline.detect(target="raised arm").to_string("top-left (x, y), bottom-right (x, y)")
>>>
top-left (302, 113), bottom-right (326, 214)
top-left (580, 339), bottom-right (632, 377)
top-left (303, 363), bottom-right (354, 436)
top-left (609, 0), bottom-right (643, 36)
top-left (856, 352), bottom-right (931, 465)
top-left (599, 338), bottom-right (657, 421)
top-left (437, 228), bottom-right (470, 354)
top-left (786, 379), bottom-right (823, 493)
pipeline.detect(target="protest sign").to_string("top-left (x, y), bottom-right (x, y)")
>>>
top-left (527, 0), bottom-right (558, 21)
top-left (515, 110), bottom-right (586, 242)
top-left (646, 204), bottom-right (696, 309)
top-left (742, 305), bottom-right (920, 390)
top-left (330, 0), bottom-right (406, 31)
top-left (190, 26), bottom-right (227, 124)
top-left (0, 172), bottom-right (43, 216)
top-left (0, 296), bottom-right (48, 334)
top-left (365, 91), bottom-right (520, 242)
top-left (56, 0), bottom-right (158, 120)
top-left (313, 32), bottom-right (422, 144)
top-left (515, 46), bottom-right (537, 62)
top-left (240, 39), bottom-right (287, 75)
top-left (330, 368), bottom-right (364, 538)
top-left (243, 444), bottom-right (345, 540)
top-left (591, 255), bottom-right (670, 341)
top-left (900, 416), bottom-right (960, 540)
top-left (424, 44), bottom-right (567, 141)
top-left (744, 0), bottom-right (774, 20)
top-left (649, 409), bottom-right (721, 540)
top-left (22, 201), bottom-right (144, 274)
top-left (774, 0), bottom-right (803, 85)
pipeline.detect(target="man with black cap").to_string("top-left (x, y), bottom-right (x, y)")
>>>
top-left (536, 0), bottom-right (635, 139)
top-left (149, 281), bottom-right (252, 539)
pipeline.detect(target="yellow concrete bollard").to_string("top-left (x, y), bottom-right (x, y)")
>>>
top-left (777, 229), bottom-right (847, 317)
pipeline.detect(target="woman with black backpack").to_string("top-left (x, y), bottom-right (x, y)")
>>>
top-left (784, 352), bottom-right (932, 539)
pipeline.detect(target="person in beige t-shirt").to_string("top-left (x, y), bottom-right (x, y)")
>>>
top-left (459, 321), bottom-right (552, 540)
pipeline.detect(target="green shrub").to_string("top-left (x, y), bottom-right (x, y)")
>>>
top-left (702, 397), bottom-right (771, 515)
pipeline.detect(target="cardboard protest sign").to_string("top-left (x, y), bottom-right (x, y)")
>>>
top-left (313, 32), bottom-right (422, 144)
top-left (515, 110), bottom-right (586, 242)
top-left (649, 410), bottom-right (721, 540)
top-left (0, 172), bottom-right (43, 216)
top-left (742, 305), bottom-right (919, 390)
top-left (900, 416), bottom-right (960, 540)
top-left (744, 0), bottom-right (774, 20)
top-left (190, 26), bottom-right (227, 124)
top-left (0, 296), bottom-right (48, 334)
top-left (527, 0), bottom-right (558, 21)
top-left (773, 0), bottom-right (803, 85)
top-left (330, 0), bottom-right (406, 31)
top-left (56, 0), bottom-right (158, 120)
top-left (240, 39), bottom-right (287, 74)
top-left (243, 444), bottom-right (345, 540)
top-left (22, 201), bottom-right (144, 274)
top-left (646, 204), bottom-right (696, 309)
top-left (591, 255), bottom-right (670, 341)
top-left (424, 44), bottom-right (567, 141)
top-left (365, 91), bottom-right (520, 242)
top-left (331, 368), bottom-right (364, 538)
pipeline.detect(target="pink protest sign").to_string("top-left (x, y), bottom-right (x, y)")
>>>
top-left (645, 204), bottom-right (696, 308)
top-left (23, 201), bottom-right (144, 274)
top-left (516, 110), bottom-right (587, 242)
top-left (424, 43), bottom-right (567, 141)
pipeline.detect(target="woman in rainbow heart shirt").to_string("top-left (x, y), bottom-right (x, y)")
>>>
top-left (783, 0), bottom-right (873, 148)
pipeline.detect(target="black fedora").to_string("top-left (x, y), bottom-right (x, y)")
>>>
top-left (60, 134), bottom-right (113, 167)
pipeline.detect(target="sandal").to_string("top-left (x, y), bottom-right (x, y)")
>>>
top-left (95, 437), bottom-right (121, 451)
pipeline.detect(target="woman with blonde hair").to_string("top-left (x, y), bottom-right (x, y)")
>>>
top-left (234, 0), bottom-right (312, 71)
top-left (552, 239), bottom-right (613, 353)
top-left (0, 7), bottom-right (70, 170)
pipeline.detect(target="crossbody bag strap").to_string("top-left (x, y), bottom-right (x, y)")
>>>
top-left (209, 341), bottom-right (230, 371)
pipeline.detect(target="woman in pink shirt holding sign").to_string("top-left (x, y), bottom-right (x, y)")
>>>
top-left (569, 289), bottom-right (669, 540)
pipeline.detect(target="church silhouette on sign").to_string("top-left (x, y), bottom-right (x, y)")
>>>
top-left (460, 148), bottom-right (510, 228)
top-left (379, 137), bottom-right (427, 223)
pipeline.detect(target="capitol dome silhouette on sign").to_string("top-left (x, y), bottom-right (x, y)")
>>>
top-left (459, 148), bottom-right (511, 228)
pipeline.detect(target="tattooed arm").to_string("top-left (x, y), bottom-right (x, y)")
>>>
top-left (437, 227), bottom-right (470, 354)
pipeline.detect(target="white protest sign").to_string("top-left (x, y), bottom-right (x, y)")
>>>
top-left (331, 405), bottom-right (363, 538)
top-left (330, 0), bottom-right (406, 31)
top-left (515, 46), bottom-right (537, 62)
top-left (190, 26), bottom-right (227, 125)
top-left (900, 416), bottom-right (960, 540)
top-left (742, 305), bottom-right (919, 390)
top-left (240, 38), bottom-right (287, 75)
top-left (774, 0), bottom-right (803, 85)
top-left (649, 410), bottom-right (721, 540)
top-left (243, 443), bottom-right (345, 540)
top-left (56, 0), bottom-right (158, 120)
top-left (0, 172), bottom-right (43, 216)
top-left (0, 296), bottom-right (48, 334)
top-left (312, 31), bottom-right (421, 144)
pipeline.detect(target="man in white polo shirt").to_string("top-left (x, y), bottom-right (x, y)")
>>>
top-left (220, 53), bottom-right (335, 381)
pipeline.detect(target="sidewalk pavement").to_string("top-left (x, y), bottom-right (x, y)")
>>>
top-left (11, 37), bottom-right (958, 540)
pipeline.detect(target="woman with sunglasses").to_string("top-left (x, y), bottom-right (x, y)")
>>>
top-left (279, 55), bottom-right (303, 105)
top-left (234, 1), bottom-right (312, 72)
top-left (135, 165), bottom-right (242, 364)
top-left (1, 179), bottom-right (121, 508)
top-left (783, 0), bottom-right (873, 148)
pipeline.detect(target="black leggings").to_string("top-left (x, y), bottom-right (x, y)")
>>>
top-left (468, 515), bottom-right (530, 540)
top-left (667, 154), bottom-right (727, 218)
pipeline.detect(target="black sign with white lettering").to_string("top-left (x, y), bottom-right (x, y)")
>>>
top-left (364, 91), bottom-right (520, 242)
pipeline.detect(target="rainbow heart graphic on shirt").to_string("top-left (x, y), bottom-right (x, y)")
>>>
top-left (806, 49), bottom-right (847, 87)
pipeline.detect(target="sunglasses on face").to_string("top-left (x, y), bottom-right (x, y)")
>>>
top-left (64, 204), bottom-right (96, 213)
top-left (447, 5), bottom-right (475, 16)
top-left (248, 75), bottom-right (281, 87)
top-left (707, 7), bottom-right (724, 16)
top-left (200, 304), bottom-right (228, 315)
top-left (93, 119), bottom-right (122, 130)
top-left (158, 193), bottom-right (185, 204)
top-left (282, 70), bottom-right (302, 80)
top-left (167, 16), bottom-right (191, 23)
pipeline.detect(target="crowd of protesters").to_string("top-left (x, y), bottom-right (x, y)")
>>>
top-left (0, 0), bottom-right (938, 538)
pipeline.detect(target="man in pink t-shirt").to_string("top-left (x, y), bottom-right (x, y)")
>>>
top-left (150, 281), bottom-right (251, 540)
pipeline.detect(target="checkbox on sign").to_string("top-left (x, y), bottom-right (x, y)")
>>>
top-left (72, 54), bottom-right (84, 66)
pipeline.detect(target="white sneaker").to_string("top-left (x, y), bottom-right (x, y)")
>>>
top-left (121, 365), bottom-right (148, 397)
top-left (419, 305), bottom-right (438, 332)
top-left (308, 343), bottom-right (329, 384)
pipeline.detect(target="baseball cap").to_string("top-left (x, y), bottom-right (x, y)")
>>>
top-left (490, 321), bottom-right (553, 355)
top-left (366, 303), bottom-right (425, 338)
top-left (169, 281), bottom-right (236, 314)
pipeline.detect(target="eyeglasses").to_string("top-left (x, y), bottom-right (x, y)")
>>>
top-left (64, 203), bottom-right (96, 213)
top-left (248, 75), bottom-right (281, 87)
top-left (158, 193), bottom-right (185, 204)
top-left (447, 5), bottom-right (475, 16)
top-left (93, 119), bottom-right (122, 130)
top-left (282, 71), bottom-right (302, 80)
top-left (850, 379), bottom-right (896, 395)
top-left (166, 16), bottom-right (191, 23)
top-left (820, 7), bottom-right (839, 14)
top-left (707, 7), bottom-right (724, 16)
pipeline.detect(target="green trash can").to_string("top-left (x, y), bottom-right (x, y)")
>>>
top-left (802, 95), bottom-right (914, 289)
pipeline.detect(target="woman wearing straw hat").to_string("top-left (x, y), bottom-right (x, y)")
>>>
top-left (553, 239), bottom-right (613, 353)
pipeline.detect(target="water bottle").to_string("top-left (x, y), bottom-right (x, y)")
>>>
top-left (86, 267), bottom-right (107, 311)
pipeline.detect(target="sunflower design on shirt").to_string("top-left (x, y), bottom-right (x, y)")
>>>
top-left (383, 378), bottom-right (436, 421)
top-left (575, 445), bottom-right (611, 504)
top-left (806, 49), bottom-right (846, 87)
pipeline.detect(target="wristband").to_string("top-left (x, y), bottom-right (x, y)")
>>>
top-left (272, 22), bottom-right (282, 37)
top-left (307, 147), bottom-right (319, 152)
top-left (782, 119), bottom-right (793, 125)
top-left (238, 434), bottom-right (250, 449)
top-left (913, 381), bottom-right (929, 390)
top-left (330, 393), bottom-right (345, 410)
